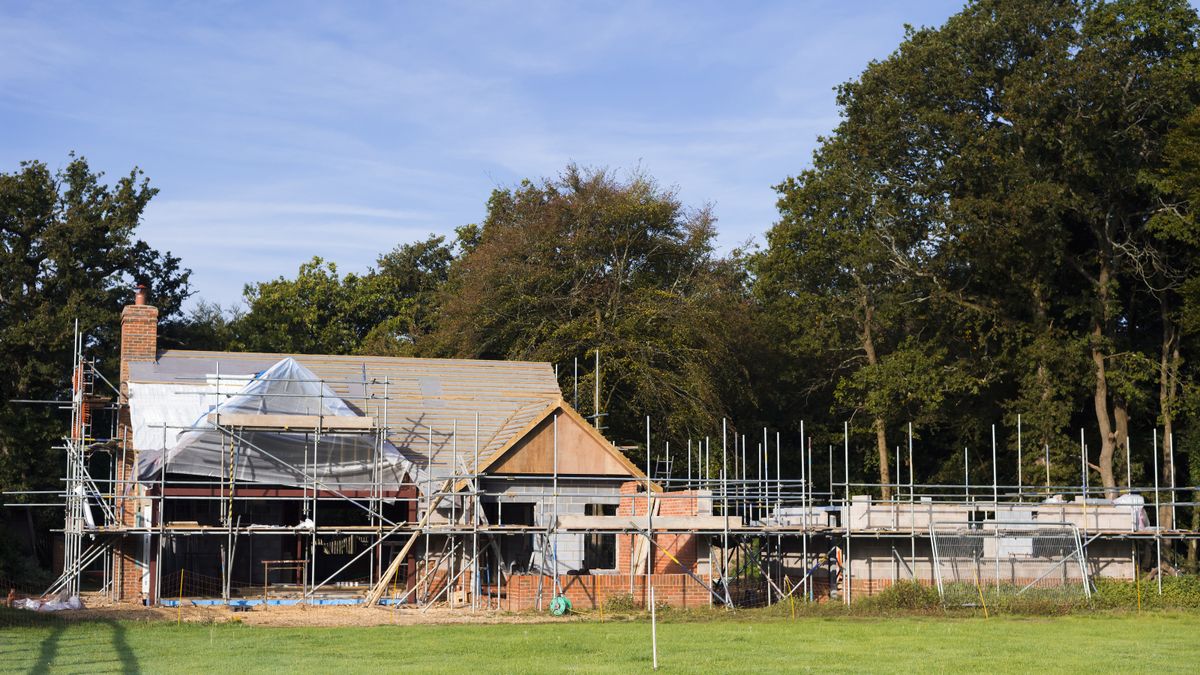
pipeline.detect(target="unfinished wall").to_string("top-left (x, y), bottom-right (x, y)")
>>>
top-left (838, 536), bottom-right (1135, 599)
top-left (845, 495), bottom-right (1146, 532)
top-left (497, 573), bottom-right (712, 611)
top-left (617, 482), bottom-right (711, 576)
top-left (479, 477), bottom-right (623, 573)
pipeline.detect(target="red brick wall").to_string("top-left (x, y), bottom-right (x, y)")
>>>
top-left (616, 482), bottom-right (704, 575)
top-left (111, 445), bottom-right (143, 602)
top-left (119, 304), bottom-right (158, 397)
top-left (113, 302), bottom-right (158, 603)
top-left (495, 573), bottom-right (711, 611)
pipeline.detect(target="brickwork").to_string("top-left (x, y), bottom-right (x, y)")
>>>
top-left (407, 566), bottom-right (472, 606)
top-left (616, 482), bottom-right (705, 575)
top-left (119, 304), bottom-right (158, 398)
top-left (112, 302), bottom-right (158, 603)
top-left (111, 446), bottom-right (143, 602)
top-left (494, 573), bottom-right (711, 611)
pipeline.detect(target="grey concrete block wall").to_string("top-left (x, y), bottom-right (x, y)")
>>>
top-left (479, 477), bottom-right (624, 572)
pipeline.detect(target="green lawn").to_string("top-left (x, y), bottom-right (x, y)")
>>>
top-left (2, 612), bottom-right (1198, 673)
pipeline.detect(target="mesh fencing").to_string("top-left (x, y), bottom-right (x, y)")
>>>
top-left (930, 521), bottom-right (1091, 606)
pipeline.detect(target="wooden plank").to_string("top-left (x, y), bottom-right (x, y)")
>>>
top-left (557, 515), bottom-right (741, 530)
top-left (632, 497), bottom-right (661, 575)
top-left (364, 477), bottom-right (454, 606)
top-left (208, 413), bottom-right (375, 429)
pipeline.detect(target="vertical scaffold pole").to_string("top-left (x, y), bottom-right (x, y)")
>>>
top-left (553, 411), bottom-right (561, 597)
top-left (799, 420), bottom-right (806, 600)
top-left (1169, 433), bottom-right (1177, 531)
top-left (991, 424), bottom-right (998, 506)
top-left (1081, 428), bottom-right (1088, 502)
top-left (1154, 429), bottom-right (1162, 595)
top-left (451, 420), bottom-right (458, 606)
top-left (722, 419), bottom-right (729, 600)
top-left (908, 422), bottom-right (915, 575)
top-left (843, 421), bottom-right (851, 606)
top-left (1126, 437), bottom-right (1132, 495)
top-left (1017, 414), bottom-right (1023, 502)
top-left (645, 415), bottom-right (652, 609)
top-left (472, 412), bottom-right (479, 612)
top-left (779, 431), bottom-right (787, 598)
top-left (1045, 443), bottom-right (1051, 491)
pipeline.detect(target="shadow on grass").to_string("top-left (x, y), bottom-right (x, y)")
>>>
top-left (28, 621), bottom-right (65, 675)
top-left (8, 611), bottom-right (139, 674)
top-left (107, 619), bottom-right (139, 673)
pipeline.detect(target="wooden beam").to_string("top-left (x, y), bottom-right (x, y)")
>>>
top-left (364, 477), bottom-right (454, 606)
top-left (208, 413), bottom-right (376, 430)
top-left (163, 486), bottom-right (414, 499)
top-left (557, 515), bottom-right (742, 530)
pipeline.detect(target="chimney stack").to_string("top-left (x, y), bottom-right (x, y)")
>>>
top-left (114, 283), bottom-right (159, 603)
top-left (120, 284), bottom-right (158, 397)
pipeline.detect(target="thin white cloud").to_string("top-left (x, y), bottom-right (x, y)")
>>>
top-left (0, 0), bottom-right (972, 307)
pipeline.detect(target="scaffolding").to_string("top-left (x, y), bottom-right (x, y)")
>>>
top-left (7, 333), bottom-right (1200, 612)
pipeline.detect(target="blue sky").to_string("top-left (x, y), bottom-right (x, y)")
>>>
top-left (1, 1), bottom-right (969, 307)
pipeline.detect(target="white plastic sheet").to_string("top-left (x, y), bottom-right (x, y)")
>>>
top-left (135, 358), bottom-right (411, 490)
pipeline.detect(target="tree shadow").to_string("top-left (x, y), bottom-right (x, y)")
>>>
top-left (105, 619), bottom-right (140, 674)
top-left (28, 621), bottom-right (65, 675)
top-left (26, 617), bottom-right (139, 674)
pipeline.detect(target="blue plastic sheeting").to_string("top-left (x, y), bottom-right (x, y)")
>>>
top-left (160, 597), bottom-right (409, 607)
top-left (158, 595), bottom-right (408, 607)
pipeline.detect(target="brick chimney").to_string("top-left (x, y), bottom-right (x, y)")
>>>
top-left (114, 284), bottom-right (159, 603)
top-left (119, 284), bottom-right (158, 396)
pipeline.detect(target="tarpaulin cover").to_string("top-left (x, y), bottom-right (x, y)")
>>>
top-left (137, 358), bottom-right (409, 490)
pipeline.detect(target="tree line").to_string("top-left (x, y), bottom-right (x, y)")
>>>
top-left (4, 0), bottom-right (1200, 577)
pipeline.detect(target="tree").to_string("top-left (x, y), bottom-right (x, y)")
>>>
top-left (759, 132), bottom-right (974, 499)
top-left (431, 165), bottom-right (756, 446)
top-left (762, 0), bottom-right (1200, 497)
top-left (0, 155), bottom-right (190, 574)
top-left (362, 236), bottom-right (454, 355)
top-left (229, 235), bottom-right (454, 356)
top-left (1143, 105), bottom-right (1200, 543)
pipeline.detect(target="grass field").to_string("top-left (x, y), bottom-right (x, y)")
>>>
top-left (2, 611), bottom-right (1198, 673)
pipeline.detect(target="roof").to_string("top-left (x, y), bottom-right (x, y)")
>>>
top-left (459, 402), bottom-right (651, 490)
top-left (128, 349), bottom-right (563, 484)
top-left (135, 358), bottom-right (407, 490)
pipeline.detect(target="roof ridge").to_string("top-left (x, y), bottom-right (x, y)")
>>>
top-left (156, 348), bottom-right (555, 368)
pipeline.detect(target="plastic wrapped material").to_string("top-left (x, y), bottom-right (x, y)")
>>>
top-left (14, 595), bottom-right (84, 611)
top-left (137, 358), bottom-right (411, 491)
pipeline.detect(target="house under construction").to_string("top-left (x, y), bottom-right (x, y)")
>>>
top-left (19, 292), bottom-right (1200, 612)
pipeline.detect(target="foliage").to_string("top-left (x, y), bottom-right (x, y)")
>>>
top-left (758, 0), bottom-right (1200, 495)
top-left (852, 581), bottom-right (942, 613)
top-left (429, 165), bottom-right (759, 446)
top-left (0, 155), bottom-right (190, 577)
top-left (1093, 576), bottom-right (1200, 610)
top-left (602, 593), bottom-right (639, 612)
top-left (187, 236), bottom-right (455, 356)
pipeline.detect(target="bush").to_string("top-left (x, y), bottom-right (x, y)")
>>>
top-left (1094, 576), bottom-right (1200, 610)
top-left (854, 581), bottom-right (941, 613)
top-left (603, 593), bottom-right (639, 612)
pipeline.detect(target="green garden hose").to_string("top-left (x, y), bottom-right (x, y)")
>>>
top-left (549, 595), bottom-right (572, 616)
